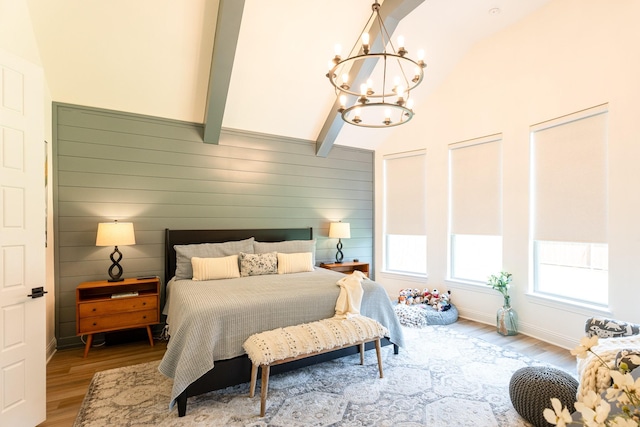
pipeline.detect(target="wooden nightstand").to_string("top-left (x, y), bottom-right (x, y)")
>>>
top-left (320, 261), bottom-right (370, 277)
top-left (76, 277), bottom-right (160, 357)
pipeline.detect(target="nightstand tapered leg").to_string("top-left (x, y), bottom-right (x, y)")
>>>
top-left (146, 326), bottom-right (154, 346)
top-left (83, 334), bottom-right (93, 358)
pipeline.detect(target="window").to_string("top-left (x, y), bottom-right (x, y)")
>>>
top-left (530, 105), bottom-right (608, 306)
top-left (448, 136), bottom-right (503, 282)
top-left (383, 150), bottom-right (427, 276)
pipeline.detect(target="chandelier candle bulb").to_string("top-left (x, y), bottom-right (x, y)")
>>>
top-left (417, 49), bottom-right (426, 67)
top-left (407, 99), bottom-right (414, 110)
top-left (341, 74), bottom-right (349, 89)
top-left (362, 33), bottom-right (370, 53)
top-left (384, 108), bottom-right (391, 125)
top-left (353, 107), bottom-right (362, 124)
top-left (413, 67), bottom-right (421, 82)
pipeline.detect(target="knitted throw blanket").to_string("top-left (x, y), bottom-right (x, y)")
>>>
top-left (576, 334), bottom-right (640, 401)
top-left (334, 271), bottom-right (366, 319)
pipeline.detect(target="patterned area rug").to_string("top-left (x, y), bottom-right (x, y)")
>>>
top-left (73, 326), bottom-right (547, 426)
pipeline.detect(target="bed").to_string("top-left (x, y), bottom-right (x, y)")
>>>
top-left (158, 227), bottom-right (404, 416)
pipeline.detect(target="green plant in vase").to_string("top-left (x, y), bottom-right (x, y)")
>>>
top-left (487, 271), bottom-right (518, 335)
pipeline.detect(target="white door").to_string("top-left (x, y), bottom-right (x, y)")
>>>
top-left (0, 49), bottom-right (46, 426)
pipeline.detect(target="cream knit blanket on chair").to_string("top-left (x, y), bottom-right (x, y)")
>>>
top-left (334, 271), bottom-right (366, 319)
top-left (576, 334), bottom-right (640, 401)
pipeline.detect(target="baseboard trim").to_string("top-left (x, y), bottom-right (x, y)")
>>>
top-left (46, 337), bottom-right (57, 364)
top-left (457, 309), bottom-right (577, 350)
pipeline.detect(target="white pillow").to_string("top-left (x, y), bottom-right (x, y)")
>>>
top-left (191, 255), bottom-right (240, 280)
top-left (277, 252), bottom-right (314, 274)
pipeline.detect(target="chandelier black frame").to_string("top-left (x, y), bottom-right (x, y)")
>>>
top-left (327, 1), bottom-right (426, 128)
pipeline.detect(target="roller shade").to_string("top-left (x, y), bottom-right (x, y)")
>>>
top-left (450, 138), bottom-right (502, 236)
top-left (532, 107), bottom-right (608, 243)
top-left (384, 151), bottom-right (426, 235)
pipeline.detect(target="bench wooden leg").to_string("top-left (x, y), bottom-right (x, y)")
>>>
top-left (260, 365), bottom-right (270, 417)
top-left (375, 339), bottom-right (384, 378)
top-left (249, 364), bottom-right (258, 398)
top-left (359, 342), bottom-right (365, 365)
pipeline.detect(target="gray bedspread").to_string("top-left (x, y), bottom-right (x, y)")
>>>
top-left (158, 267), bottom-right (404, 409)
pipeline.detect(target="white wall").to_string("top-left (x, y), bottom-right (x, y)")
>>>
top-left (1, 0), bottom-right (56, 359)
top-left (374, 0), bottom-right (640, 349)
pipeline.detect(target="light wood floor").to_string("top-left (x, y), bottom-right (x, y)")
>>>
top-left (38, 318), bottom-right (576, 426)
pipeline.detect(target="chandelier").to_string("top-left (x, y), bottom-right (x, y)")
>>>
top-left (327, 1), bottom-right (426, 128)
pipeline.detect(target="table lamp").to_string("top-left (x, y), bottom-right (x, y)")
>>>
top-left (329, 222), bottom-right (350, 263)
top-left (96, 220), bottom-right (136, 281)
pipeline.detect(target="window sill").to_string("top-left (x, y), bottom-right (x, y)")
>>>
top-left (445, 278), bottom-right (495, 294)
top-left (525, 292), bottom-right (612, 317)
top-left (379, 271), bottom-right (428, 283)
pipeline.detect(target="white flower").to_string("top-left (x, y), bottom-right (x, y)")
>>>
top-left (608, 416), bottom-right (639, 427)
top-left (544, 398), bottom-right (573, 426)
top-left (571, 335), bottom-right (600, 359)
top-left (578, 390), bottom-right (603, 409)
top-left (611, 370), bottom-right (640, 393)
top-left (574, 397), bottom-right (610, 427)
top-left (607, 370), bottom-right (640, 405)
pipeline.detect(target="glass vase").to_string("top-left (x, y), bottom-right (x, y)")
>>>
top-left (496, 295), bottom-right (518, 336)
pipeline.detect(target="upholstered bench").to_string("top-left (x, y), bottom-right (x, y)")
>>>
top-left (243, 316), bottom-right (389, 417)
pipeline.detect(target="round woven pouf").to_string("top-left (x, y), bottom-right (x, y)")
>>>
top-left (509, 366), bottom-right (578, 427)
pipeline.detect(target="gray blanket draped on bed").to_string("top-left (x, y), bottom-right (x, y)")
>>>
top-left (158, 267), bottom-right (404, 409)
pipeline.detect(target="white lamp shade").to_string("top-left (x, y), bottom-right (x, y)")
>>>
top-left (96, 222), bottom-right (136, 246)
top-left (329, 222), bottom-right (351, 239)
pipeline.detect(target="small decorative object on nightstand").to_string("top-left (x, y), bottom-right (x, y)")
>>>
top-left (76, 277), bottom-right (160, 357)
top-left (328, 221), bottom-right (350, 263)
top-left (320, 261), bottom-right (369, 277)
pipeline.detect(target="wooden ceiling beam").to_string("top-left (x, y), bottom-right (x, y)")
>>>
top-left (203, 0), bottom-right (245, 144)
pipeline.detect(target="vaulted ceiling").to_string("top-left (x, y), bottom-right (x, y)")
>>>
top-left (26, 0), bottom-right (552, 154)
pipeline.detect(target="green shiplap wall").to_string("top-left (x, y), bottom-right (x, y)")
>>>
top-left (52, 103), bottom-right (374, 348)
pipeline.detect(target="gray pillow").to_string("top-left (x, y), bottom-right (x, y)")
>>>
top-left (253, 240), bottom-right (316, 265)
top-left (174, 238), bottom-right (255, 279)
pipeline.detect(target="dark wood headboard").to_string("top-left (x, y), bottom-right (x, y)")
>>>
top-left (164, 227), bottom-right (313, 282)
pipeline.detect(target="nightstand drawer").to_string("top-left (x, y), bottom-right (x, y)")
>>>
top-left (78, 295), bottom-right (158, 317)
top-left (78, 309), bottom-right (159, 334)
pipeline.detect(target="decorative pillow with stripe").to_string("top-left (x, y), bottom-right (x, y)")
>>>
top-left (277, 252), bottom-right (314, 274)
top-left (191, 255), bottom-right (240, 280)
